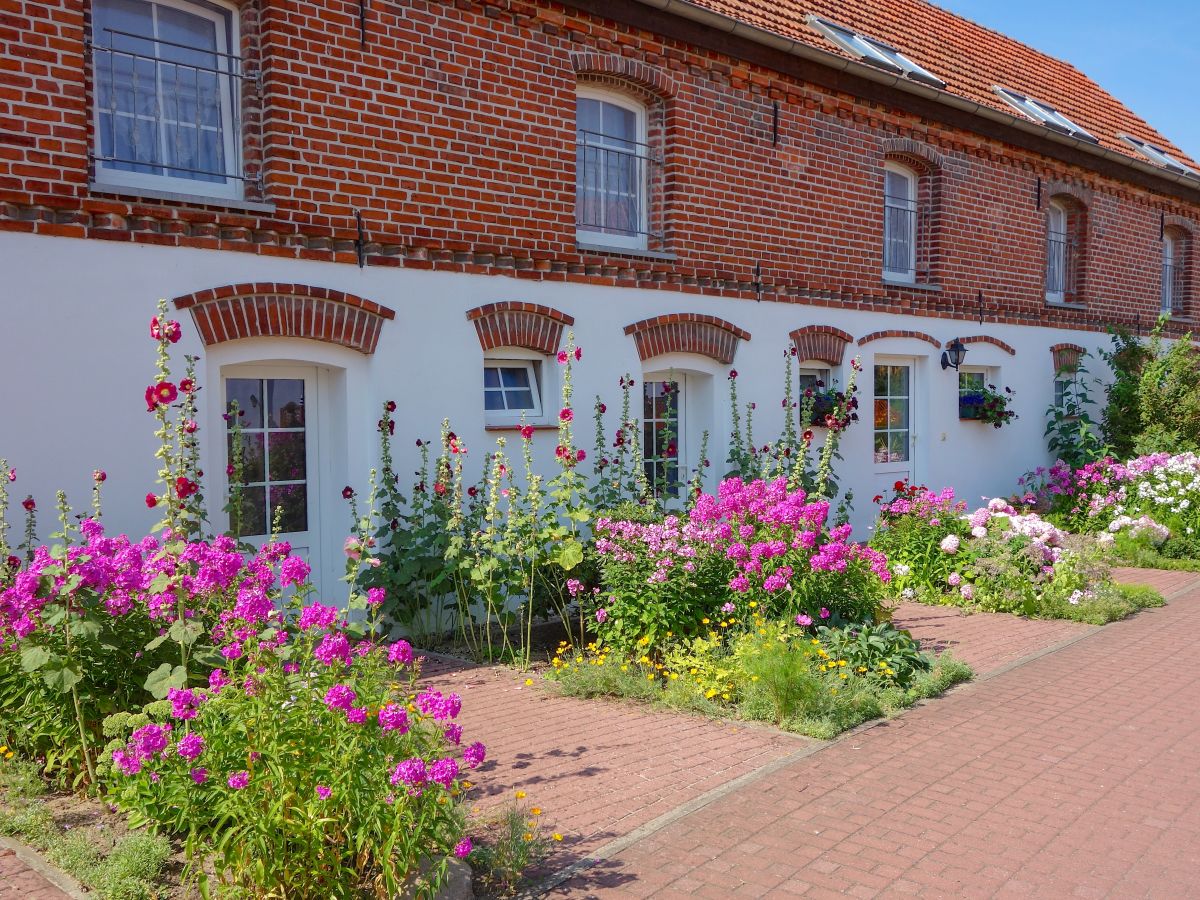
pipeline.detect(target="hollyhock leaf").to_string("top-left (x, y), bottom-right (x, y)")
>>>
top-left (42, 659), bottom-right (82, 694)
top-left (144, 635), bottom-right (168, 652)
top-left (19, 646), bottom-right (51, 673)
top-left (144, 663), bottom-right (188, 700)
top-left (72, 617), bottom-right (103, 642)
top-left (169, 620), bottom-right (205, 647)
top-left (554, 540), bottom-right (585, 571)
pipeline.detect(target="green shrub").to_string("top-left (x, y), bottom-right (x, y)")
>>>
top-left (815, 622), bottom-right (932, 687)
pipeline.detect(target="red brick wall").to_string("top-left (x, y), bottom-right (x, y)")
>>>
top-left (2, 0), bottom-right (1198, 335)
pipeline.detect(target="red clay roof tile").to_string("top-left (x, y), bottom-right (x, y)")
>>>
top-left (685, 0), bottom-right (1198, 170)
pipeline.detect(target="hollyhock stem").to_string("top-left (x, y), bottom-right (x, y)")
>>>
top-left (56, 491), bottom-right (95, 784)
top-left (0, 458), bottom-right (9, 565)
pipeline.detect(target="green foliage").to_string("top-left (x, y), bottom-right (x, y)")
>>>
top-left (549, 617), bottom-right (969, 740)
top-left (1045, 358), bottom-right (1109, 469)
top-left (814, 622), bottom-right (931, 688)
top-left (1038, 581), bottom-right (1163, 624)
top-left (472, 799), bottom-right (554, 897)
top-left (1134, 326), bottom-right (1200, 455)
top-left (1099, 327), bottom-right (1151, 459)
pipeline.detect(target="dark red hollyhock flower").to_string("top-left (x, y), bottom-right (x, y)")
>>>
top-left (802, 430), bottom-right (814, 443)
top-left (342, 486), bottom-right (355, 500)
top-left (576, 449), bottom-right (587, 462)
top-left (150, 318), bottom-right (182, 343)
top-left (894, 480), bottom-right (905, 492)
top-left (467, 486), bottom-right (478, 497)
top-left (226, 464), bottom-right (235, 476)
top-left (386, 400), bottom-right (397, 412)
top-left (433, 482), bottom-right (447, 496)
top-left (175, 476), bottom-right (198, 499)
top-left (145, 493), bottom-right (157, 508)
top-left (665, 442), bottom-right (677, 458)
top-left (145, 385), bottom-right (159, 412)
top-left (728, 370), bottom-right (738, 380)
top-left (574, 346), bottom-right (582, 361)
top-left (179, 378), bottom-right (196, 393)
top-left (598, 403), bottom-right (607, 414)
top-left (92, 469), bottom-right (107, 482)
top-left (6, 555), bottom-right (19, 570)
top-left (21, 497), bottom-right (35, 512)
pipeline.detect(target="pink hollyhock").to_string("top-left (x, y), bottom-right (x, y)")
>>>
top-left (559, 407), bottom-right (574, 423)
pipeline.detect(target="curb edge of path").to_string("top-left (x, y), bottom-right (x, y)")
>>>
top-left (0, 835), bottom-right (89, 900)
top-left (523, 572), bottom-right (1200, 898)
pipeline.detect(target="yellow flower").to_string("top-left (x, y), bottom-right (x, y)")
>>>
top-left (749, 602), bottom-right (758, 609)
top-left (524, 678), bottom-right (533, 686)
top-left (838, 660), bottom-right (847, 667)
top-left (531, 807), bottom-right (542, 815)
top-left (647, 674), bottom-right (656, 681)
top-left (461, 780), bottom-right (472, 789)
top-left (553, 833), bottom-right (563, 842)
top-left (702, 618), bottom-right (710, 624)
top-left (523, 833), bottom-right (534, 842)
top-left (620, 665), bottom-right (628, 672)
top-left (669, 672), bottom-right (679, 680)
top-left (840, 672), bottom-right (848, 680)
top-left (751, 675), bottom-right (759, 682)
top-left (705, 689), bottom-right (717, 698)
top-left (515, 790), bottom-right (527, 799)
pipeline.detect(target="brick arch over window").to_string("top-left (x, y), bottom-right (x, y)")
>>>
top-left (172, 284), bottom-right (395, 354)
top-left (1050, 343), bottom-right (1086, 374)
top-left (857, 330), bottom-right (941, 349)
top-left (790, 325), bottom-right (854, 366)
top-left (465, 302), bottom-right (575, 355)
top-left (624, 314), bottom-right (750, 365)
top-left (954, 335), bottom-right (1017, 356)
top-left (882, 138), bottom-right (944, 175)
top-left (570, 51), bottom-right (678, 99)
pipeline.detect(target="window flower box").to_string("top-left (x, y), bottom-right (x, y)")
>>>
top-left (959, 386), bottom-right (1017, 428)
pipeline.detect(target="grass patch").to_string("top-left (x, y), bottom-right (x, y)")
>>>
top-left (550, 649), bottom-right (972, 740)
top-left (1113, 546), bottom-right (1200, 572)
top-left (1038, 583), bottom-right (1164, 625)
top-left (0, 764), bottom-right (170, 900)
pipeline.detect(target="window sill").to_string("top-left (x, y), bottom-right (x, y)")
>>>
top-left (484, 424), bottom-right (557, 433)
top-left (882, 277), bottom-right (942, 293)
top-left (89, 181), bottom-right (276, 214)
top-left (576, 241), bottom-right (676, 261)
top-left (1045, 299), bottom-right (1087, 310)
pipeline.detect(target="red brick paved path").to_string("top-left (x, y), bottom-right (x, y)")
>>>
top-left (547, 569), bottom-right (1200, 898)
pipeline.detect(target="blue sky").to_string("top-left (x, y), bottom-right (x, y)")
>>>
top-left (935, 0), bottom-right (1200, 162)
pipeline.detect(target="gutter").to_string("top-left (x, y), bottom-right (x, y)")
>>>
top-left (631, 0), bottom-right (1200, 198)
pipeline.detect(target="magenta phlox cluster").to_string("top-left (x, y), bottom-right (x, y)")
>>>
top-left (415, 690), bottom-right (462, 722)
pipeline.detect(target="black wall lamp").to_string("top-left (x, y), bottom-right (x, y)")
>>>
top-left (940, 338), bottom-right (967, 371)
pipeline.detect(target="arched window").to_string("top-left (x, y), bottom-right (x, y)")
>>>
top-left (1163, 231), bottom-right (1181, 315)
top-left (576, 86), bottom-right (651, 250)
top-left (883, 162), bottom-right (918, 282)
top-left (91, 0), bottom-right (244, 199)
top-left (1045, 197), bottom-right (1085, 304)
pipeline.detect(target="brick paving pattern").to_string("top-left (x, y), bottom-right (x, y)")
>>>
top-left (549, 570), bottom-right (1200, 898)
top-left (3, 567), bottom-right (1195, 898)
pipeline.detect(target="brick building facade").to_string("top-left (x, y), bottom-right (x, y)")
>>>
top-left (2, 0), bottom-right (1198, 595)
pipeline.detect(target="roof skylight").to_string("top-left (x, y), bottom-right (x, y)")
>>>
top-left (994, 87), bottom-right (1098, 143)
top-left (1120, 135), bottom-right (1198, 178)
top-left (806, 16), bottom-right (946, 89)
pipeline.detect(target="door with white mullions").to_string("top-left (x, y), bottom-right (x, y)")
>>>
top-left (223, 367), bottom-right (319, 568)
top-left (873, 360), bottom-right (916, 492)
top-left (643, 377), bottom-right (683, 497)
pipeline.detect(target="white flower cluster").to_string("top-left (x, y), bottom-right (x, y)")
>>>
top-left (1132, 455), bottom-right (1200, 521)
top-left (1106, 514), bottom-right (1170, 546)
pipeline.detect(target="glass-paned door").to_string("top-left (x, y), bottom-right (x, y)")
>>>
top-left (643, 380), bottom-right (681, 495)
top-left (873, 362), bottom-right (914, 490)
top-left (224, 373), bottom-right (317, 558)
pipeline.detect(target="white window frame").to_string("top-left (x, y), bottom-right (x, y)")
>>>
top-left (1162, 233), bottom-right (1178, 315)
top-left (642, 374), bottom-right (685, 496)
top-left (575, 85), bottom-right (649, 251)
top-left (1054, 376), bottom-right (1075, 411)
top-left (883, 162), bottom-right (918, 283)
top-left (994, 86), bottom-right (1097, 143)
top-left (1121, 135), bottom-right (1199, 178)
top-left (483, 357), bottom-right (544, 426)
top-left (1045, 200), bottom-right (1069, 304)
top-left (957, 368), bottom-right (987, 398)
top-left (806, 16), bottom-right (945, 88)
top-left (91, 0), bottom-right (242, 200)
top-left (221, 367), bottom-right (318, 541)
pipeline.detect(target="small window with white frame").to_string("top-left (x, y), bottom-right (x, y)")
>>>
top-left (91, 0), bottom-right (244, 199)
top-left (1162, 232), bottom-right (1180, 315)
top-left (994, 87), bottom-right (1097, 143)
top-left (576, 86), bottom-right (652, 250)
top-left (483, 358), bottom-right (543, 424)
top-left (883, 162), bottom-right (918, 282)
top-left (958, 369), bottom-right (986, 397)
top-left (806, 16), bottom-right (945, 88)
